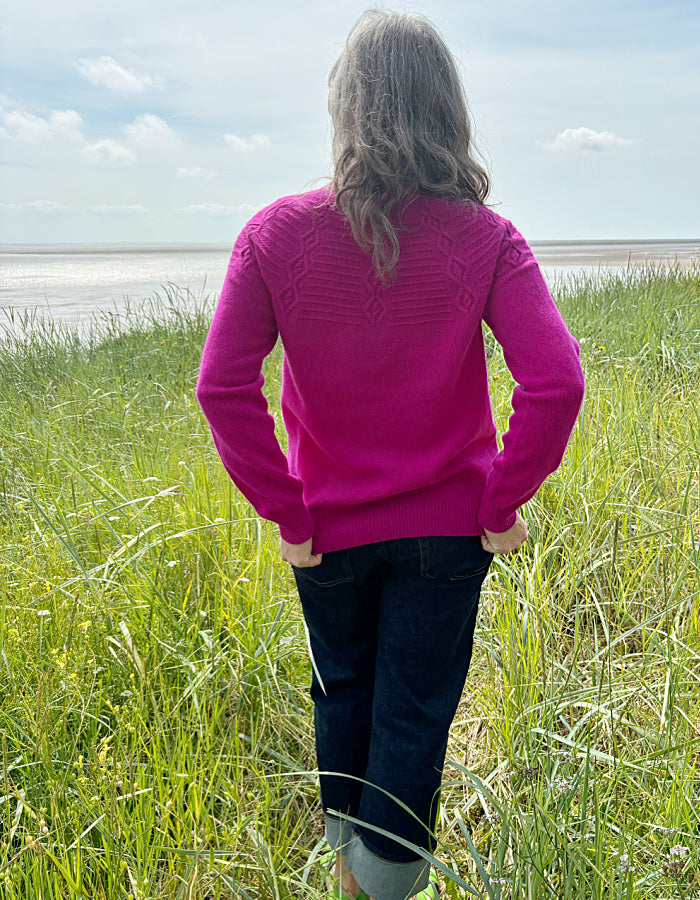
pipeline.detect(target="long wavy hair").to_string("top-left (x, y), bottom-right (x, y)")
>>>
top-left (328, 10), bottom-right (491, 284)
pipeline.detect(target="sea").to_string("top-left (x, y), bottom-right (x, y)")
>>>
top-left (1, 240), bottom-right (698, 343)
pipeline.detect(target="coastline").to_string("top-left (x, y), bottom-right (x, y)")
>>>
top-left (1, 240), bottom-right (698, 336)
top-left (3, 238), bottom-right (699, 264)
top-left (531, 238), bottom-right (700, 267)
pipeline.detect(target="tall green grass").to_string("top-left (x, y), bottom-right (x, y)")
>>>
top-left (0, 268), bottom-right (699, 899)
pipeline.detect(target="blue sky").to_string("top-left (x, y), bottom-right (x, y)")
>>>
top-left (1, 0), bottom-right (698, 243)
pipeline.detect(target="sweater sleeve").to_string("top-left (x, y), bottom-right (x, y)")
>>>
top-left (195, 226), bottom-right (315, 544)
top-left (478, 222), bottom-right (585, 533)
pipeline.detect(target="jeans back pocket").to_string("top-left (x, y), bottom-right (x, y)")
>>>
top-left (418, 536), bottom-right (493, 582)
top-left (292, 549), bottom-right (354, 587)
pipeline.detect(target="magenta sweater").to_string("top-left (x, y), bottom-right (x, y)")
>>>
top-left (196, 187), bottom-right (585, 554)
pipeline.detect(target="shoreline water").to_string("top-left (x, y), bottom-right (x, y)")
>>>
top-left (1, 239), bottom-right (698, 340)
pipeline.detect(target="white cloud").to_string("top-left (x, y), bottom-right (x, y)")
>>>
top-left (70, 115), bottom-right (181, 166)
top-left (88, 204), bottom-right (149, 214)
top-left (1, 105), bottom-right (178, 167)
top-left (1, 109), bottom-right (52, 142)
top-left (48, 110), bottom-right (84, 142)
top-left (223, 133), bottom-right (271, 152)
top-left (75, 56), bottom-right (164, 93)
top-left (542, 127), bottom-right (634, 152)
top-left (0, 106), bottom-right (84, 144)
top-left (26, 200), bottom-right (66, 213)
top-left (123, 114), bottom-right (180, 151)
top-left (177, 165), bottom-right (216, 179)
top-left (0, 200), bottom-right (67, 213)
top-left (82, 139), bottom-right (136, 165)
top-left (181, 202), bottom-right (256, 215)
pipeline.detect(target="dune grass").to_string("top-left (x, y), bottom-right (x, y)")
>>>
top-left (0, 267), bottom-right (699, 899)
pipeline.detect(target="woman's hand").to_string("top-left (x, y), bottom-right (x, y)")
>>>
top-left (279, 537), bottom-right (323, 568)
top-left (481, 512), bottom-right (528, 554)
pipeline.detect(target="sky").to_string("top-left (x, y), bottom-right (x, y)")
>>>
top-left (1, 0), bottom-right (698, 244)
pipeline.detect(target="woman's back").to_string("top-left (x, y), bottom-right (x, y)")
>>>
top-left (196, 184), bottom-right (584, 553)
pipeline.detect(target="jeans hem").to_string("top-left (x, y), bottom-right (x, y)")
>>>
top-left (324, 813), bottom-right (431, 900)
top-left (324, 811), bottom-right (356, 852)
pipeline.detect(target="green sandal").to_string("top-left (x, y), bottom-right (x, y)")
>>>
top-left (413, 883), bottom-right (440, 899)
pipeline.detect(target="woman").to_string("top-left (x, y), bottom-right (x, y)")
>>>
top-left (196, 11), bottom-right (584, 900)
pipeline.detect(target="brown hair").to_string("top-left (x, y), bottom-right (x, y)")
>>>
top-left (328, 10), bottom-right (491, 284)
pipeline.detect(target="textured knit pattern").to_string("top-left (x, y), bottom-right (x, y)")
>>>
top-left (196, 186), bottom-right (585, 554)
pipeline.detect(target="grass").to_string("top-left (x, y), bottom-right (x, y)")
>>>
top-left (0, 266), bottom-right (699, 899)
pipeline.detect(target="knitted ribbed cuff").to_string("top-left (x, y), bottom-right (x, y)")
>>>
top-left (277, 517), bottom-right (314, 546)
top-left (478, 507), bottom-right (517, 534)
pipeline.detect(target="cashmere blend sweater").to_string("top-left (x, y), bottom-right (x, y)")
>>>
top-left (195, 186), bottom-right (585, 554)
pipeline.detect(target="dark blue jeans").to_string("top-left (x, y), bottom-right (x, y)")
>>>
top-left (293, 536), bottom-right (492, 880)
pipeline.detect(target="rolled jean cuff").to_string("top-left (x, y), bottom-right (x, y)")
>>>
top-left (324, 813), bottom-right (431, 900)
top-left (324, 811), bottom-right (355, 852)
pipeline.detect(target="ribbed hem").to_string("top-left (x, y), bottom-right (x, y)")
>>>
top-left (308, 469), bottom-right (490, 555)
top-left (324, 813), bottom-right (431, 900)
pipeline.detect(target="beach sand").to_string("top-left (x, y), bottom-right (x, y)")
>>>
top-left (531, 239), bottom-right (700, 267)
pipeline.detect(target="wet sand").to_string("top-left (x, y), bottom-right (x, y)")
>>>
top-left (531, 239), bottom-right (700, 267)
